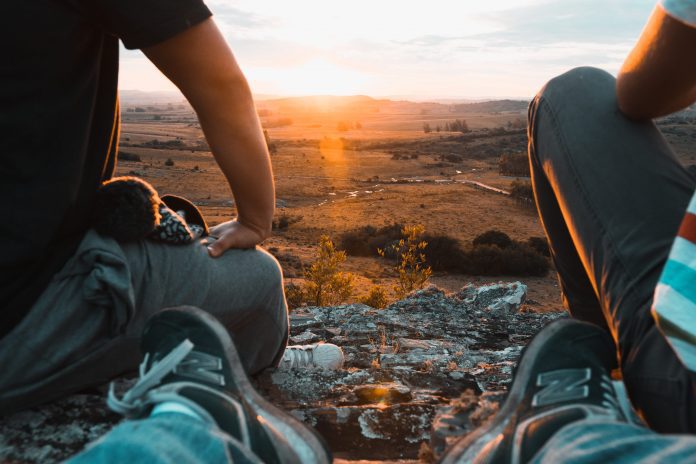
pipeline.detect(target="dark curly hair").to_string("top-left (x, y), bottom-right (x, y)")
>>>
top-left (92, 176), bottom-right (161, 242)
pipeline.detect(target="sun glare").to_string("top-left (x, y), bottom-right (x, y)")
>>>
top-left (248, 60), bottom-right (368, 96)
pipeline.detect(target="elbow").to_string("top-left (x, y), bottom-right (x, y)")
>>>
top-left (616, 73), bottom-right (653, 121)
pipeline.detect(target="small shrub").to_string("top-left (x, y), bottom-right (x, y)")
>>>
top-left (118, 151), bottom-right (141, 162)
top-left (464, 243), bottom-right (549, 276)
top-left (527, 236), bottom-right (550, 257)
top-left (473, 230), bottom-right (512, 249)
top-left (509, 180), bottom-right (534, 202)
top-left (422, 234), bottom-right (467, 272)
top-left (360, 286), bottom-right (388, 309)
top-left (498, 153), bottom-right (530, 177)
top-left (303, 236), bottom-right (354, 306)
top-left (164, 158), bottom-right (175, 167)
top-left (381, 225), bottom-right (432, 298)
top-left (339, 224), bottom-right (403, 257)
top-left (284, 283), bottom-right (305, 310)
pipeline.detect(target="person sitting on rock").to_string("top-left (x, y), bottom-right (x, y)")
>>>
top-left (0, 1), bottom-right (343, 416)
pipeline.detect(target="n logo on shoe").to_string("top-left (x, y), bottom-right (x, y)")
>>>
top-left (174, 350), bottom-right (226, 386)
top-left (532, 368), bottom-right (591, 407)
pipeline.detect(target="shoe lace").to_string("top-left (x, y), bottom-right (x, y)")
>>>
top-left (108, 339), bottom-right (195, 417)
top-left (282, 346), bottom-right (315, 369)
top-left (599, 373), bottom-right (622, 413)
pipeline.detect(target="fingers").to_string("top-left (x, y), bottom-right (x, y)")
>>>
top-left (206, 222), bottom-right (261, 257)
top-left (207, 232), bottom-right (235, 257)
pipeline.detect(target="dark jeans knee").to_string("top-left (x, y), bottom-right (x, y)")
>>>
top-left (528, 67), bottom-right (618, 167)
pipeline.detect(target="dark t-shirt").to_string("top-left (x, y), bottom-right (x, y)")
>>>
top-left (0, 0), bottom-right (211, 337)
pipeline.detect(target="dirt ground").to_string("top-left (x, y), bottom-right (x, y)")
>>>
top-left (117, 97), bottom-right (696, 315)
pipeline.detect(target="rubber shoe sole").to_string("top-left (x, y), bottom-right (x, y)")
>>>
top-left (439, 318), bottom-right (618, 464)
top-left (144, 306), bottom-right (331, 464)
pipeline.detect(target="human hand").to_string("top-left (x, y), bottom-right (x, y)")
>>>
top-left (207, 219), bottom-right (269, 257)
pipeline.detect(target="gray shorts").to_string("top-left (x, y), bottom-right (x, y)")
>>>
top-left (0, 230), bottom-right (288, 415)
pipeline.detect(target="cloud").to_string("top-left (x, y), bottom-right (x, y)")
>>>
top-left (119, 0), bottom-right (659, 98)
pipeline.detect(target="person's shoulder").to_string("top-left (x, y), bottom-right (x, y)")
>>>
top-left (660, 0), bottom-right (696, 27)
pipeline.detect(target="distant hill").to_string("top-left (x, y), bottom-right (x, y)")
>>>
top-left (119, 90), bottom-right (529, 115)
top-left (453, 99), bottom-right (529, 113)
top-left (119, 90), bottom-right (184, 104)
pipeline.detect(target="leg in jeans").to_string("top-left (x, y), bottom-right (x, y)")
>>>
top-left (68, 413), bottom-right (261, 464)
top-left (533, 419), bottom-right (696, 464)
top-left (0, 231), bottom-right (288, 415)
top-left (528, 66), bottom-right (696, 432)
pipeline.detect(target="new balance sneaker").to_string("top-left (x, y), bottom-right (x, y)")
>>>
top-left (107, 306), bottom-right (331, 464)
top-left (279, 343), bottom-right (345, 370)
top-left (439, 318), bottom-right (625, 464)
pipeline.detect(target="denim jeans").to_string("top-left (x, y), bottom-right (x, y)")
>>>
top-left (68, 413), bottom-right (262, 464)
top-left (528, 67), bottom-right (696, 433)
top-left (533, 420), bottom-right (696, 463)
top-left (68, 412), bottom-right (696, 463)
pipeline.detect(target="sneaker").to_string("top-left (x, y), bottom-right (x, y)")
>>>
top-left (439, 318), bottom-right (624, 464)
top-left (279, 343), bottom-right (345, 370)
top-left (107, 306), bottom-right (331, 464)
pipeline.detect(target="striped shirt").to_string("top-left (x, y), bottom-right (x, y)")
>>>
top-left (651, 0), bottom-right (696, 371)
top-left (652, 193), bottom-right (696, 370)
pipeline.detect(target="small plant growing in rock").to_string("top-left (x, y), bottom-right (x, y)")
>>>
top-left (360, 286), bottom-right (388, 309)
top-left (303, 235), bottom-right (354, 306)
top-left (380, 224), bottom-right (432, 298)
top-left (284, 283), bottom-right (305, 311)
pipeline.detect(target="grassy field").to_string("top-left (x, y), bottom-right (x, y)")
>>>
top-left (117, 96), bottom-right (696, 313)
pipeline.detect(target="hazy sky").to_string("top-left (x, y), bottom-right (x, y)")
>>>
top-left (119, 0), bottom-right (658, 99)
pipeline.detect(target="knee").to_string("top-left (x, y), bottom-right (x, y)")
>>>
top-left (249, 247), bottom-right (285, 295)
top-left (538, 67), bottom-right (615, 103)
top-left (527, 67), bottom-right (618, 160)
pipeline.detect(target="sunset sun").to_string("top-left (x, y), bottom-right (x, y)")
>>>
top-left (249, 59), bottom-right (369, 96)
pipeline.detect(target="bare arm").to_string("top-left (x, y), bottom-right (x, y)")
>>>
top-left (142, 18), bottom-right (274, 255)
top-left (617, 6), bottom-right (696, 120)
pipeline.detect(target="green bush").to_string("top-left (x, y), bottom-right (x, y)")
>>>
top-left (303, 236), bottom-right (354, 306)
top-left (380, 225), bottom-right (432, 298)
top-left (360, 286), bottom-right (388, 309)
top-left (284, 283), bottom-right (305, 311)
top-left (473, 230), bottom-right (512, 249)
top-left (527, 236), bottom-right (550, 257)
top-left (498, 153), bottom-right (529, 177)
top-left (421, 234), bottom-right (467, 272)
top-left (118, 151), bottom-right (141, 162)
top-left (340, 224), bottom-right (403, 257)
top-left (463, 243), bottom-right (549, 276)
top-left (509, 180), bottom-right (534, 202)
top-left (343, 226), bottom-right (550, 277)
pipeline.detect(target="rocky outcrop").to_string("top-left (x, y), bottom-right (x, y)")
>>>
top-left (258, 282), bottom-right (563, 460)
top-left (0, 282), bottom-right (564, 462)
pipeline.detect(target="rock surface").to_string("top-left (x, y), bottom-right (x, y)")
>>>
top-left (0, 282), bottom-right (564, 462)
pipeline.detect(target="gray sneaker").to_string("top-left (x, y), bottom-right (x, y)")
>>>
top-left (439, 319), bottom-right (625, 464)
top-left (108, 306), bottom-right (331, 464)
